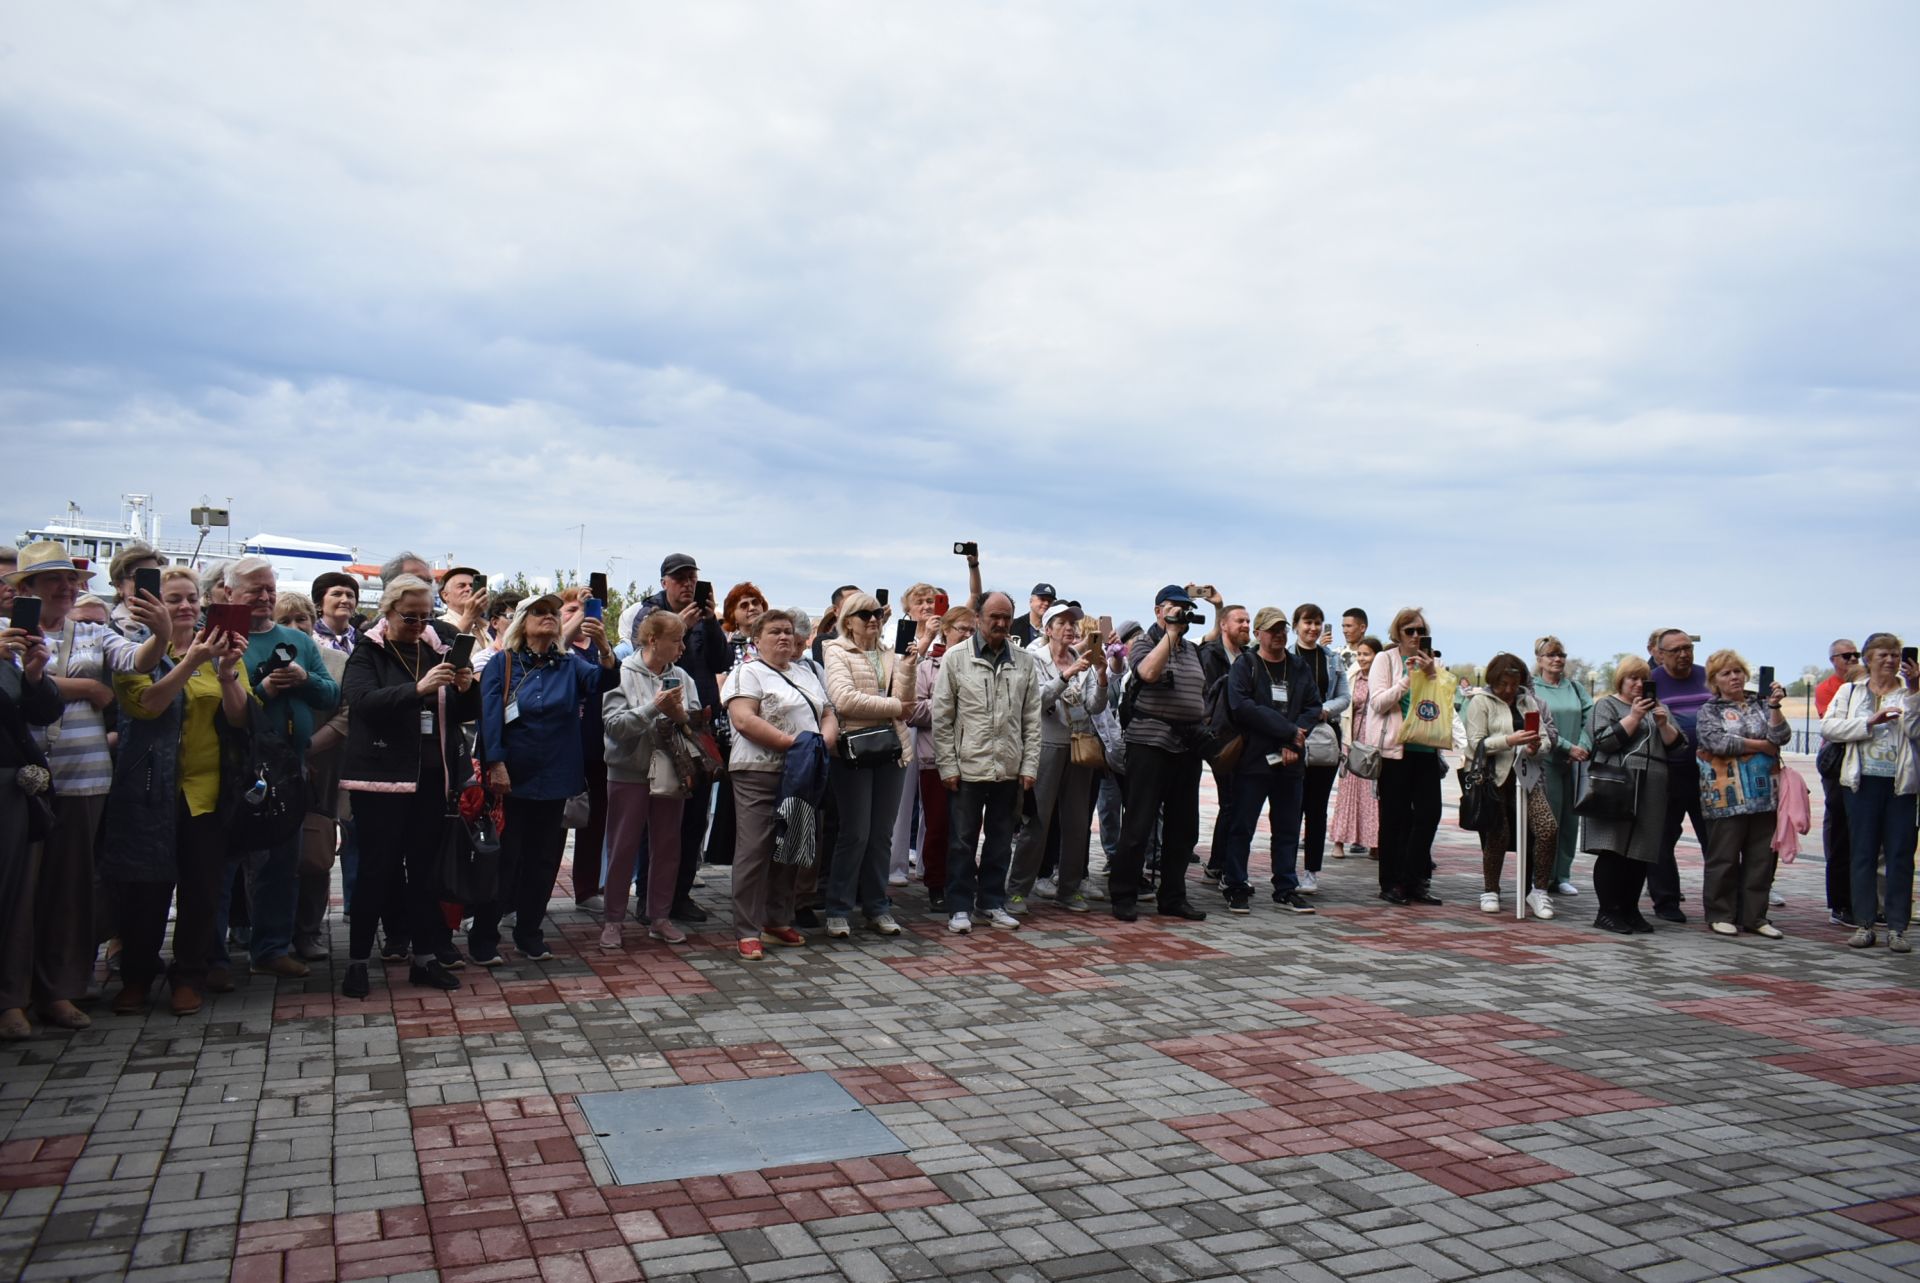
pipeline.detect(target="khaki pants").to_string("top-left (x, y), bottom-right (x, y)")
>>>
top-left (1703, 811), bottom-right (1777, 929)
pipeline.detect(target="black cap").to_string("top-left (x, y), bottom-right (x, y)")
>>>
top-left (661, 553), bottom-right (698, 578)
top-left (1154, 584), bottom-right (1196, 607)
top-left (1031, 582), bottom-right (1057, 600)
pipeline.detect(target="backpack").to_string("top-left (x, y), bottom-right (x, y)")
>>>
top-left (1205, 661), bottom-right (1243, 769)
top-left (219, 699), bottom-right (310, 849)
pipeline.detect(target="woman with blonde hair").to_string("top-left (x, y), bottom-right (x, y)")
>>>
top-left (1694, 649), bottom-right (1791, 938)
top-left (821, 591), bottom-right (920, 938)
top-left (1365, 607), bottom-right (1447, 906)
top-left (601, 609), bottom-right (695, 949)
top-left (1532, 635), bottom-right (1593, 898)
top-left (1582, 657), bottom-right (1682, 934)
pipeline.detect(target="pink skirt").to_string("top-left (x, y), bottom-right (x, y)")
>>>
top-left (1329, 770), bottom-right (1378, 847)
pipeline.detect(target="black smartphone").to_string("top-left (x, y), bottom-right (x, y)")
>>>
top-left (695, 580), bottom-right (715, 610)
top-left (448, 634), bottom-right (476, 669)
top-left (589, 571), bottom-right (608, 602)
top-left (953, 541), bottom-right (977, 557)
top-left (9, 596), bottom-right (42, 635)
top-left (471, 573), bottom-right (487, 595)
top-left (1422, 637), bottom-right (1437, 657)
top-left (894, 617), bottom-right (916, 655)
top-left (134, 566), bottom-right (163, 600)
top-left (1904, 647), bottom-right (1918, 667)
top-left (876, 587), bottom-right (890, 607)
top-left (1757, 665), bottom-right (1774, 694)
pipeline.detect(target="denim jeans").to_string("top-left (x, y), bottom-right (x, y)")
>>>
top-left (1846, 775), bottom-right (1917, 934)
top-left (212, 832), bottom-right (302, 965)
top-left (1097, 773), bottom-right (1124, 859)
top-left (946, 778), bottom-right (1020, 914)
top-left (1218, 769), bottom-right (1305, 896)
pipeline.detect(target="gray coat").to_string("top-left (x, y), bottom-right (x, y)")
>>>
top-left (1579, 695), bottom-right (1668, 864)
top-left (99, 657), bottom-right (186, 883)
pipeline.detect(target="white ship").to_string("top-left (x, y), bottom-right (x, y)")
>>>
top-left (15, 494), bottom-right (385, 602)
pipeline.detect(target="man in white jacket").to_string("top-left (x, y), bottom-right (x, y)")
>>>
top-left (933, 592), bottom-right (1042, 933)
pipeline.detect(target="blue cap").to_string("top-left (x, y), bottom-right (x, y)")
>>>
top-left (1154, 584), bottom-right (1195, 607)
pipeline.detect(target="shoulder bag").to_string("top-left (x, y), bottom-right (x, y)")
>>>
top-left (1457, 741), bottom-right (1502, 833)
top-left (1575, 704), bottom-right (1651, 821)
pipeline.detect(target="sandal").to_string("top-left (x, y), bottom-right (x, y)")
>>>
top-left (738, 938), bottom-right (764, 962)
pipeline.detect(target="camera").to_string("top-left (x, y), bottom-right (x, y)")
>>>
top-left (258, 642), bottom-right (298, 677)
top-left (1172, 608), bottom-right (1206, 628)
top-left (953, 541), bottom-right (978, 557)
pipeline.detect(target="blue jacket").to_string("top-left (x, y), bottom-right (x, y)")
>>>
top-left (244, 625), bottom-right (339, 758)
top-left (1226, 648), bottom-right (1324, 776)
top-left (479, 648), bottom-right (618, 800)
top-left (1288, 641), bottom-right (1352, 733)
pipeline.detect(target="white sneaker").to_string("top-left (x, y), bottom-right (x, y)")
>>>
top-left (887, 870), bottom-right (910, 887)
top-left (1007, 895), bottom-right (1030, 916)
top-left (1553, 881), bottom-right (1578, 897)
top-left (1525, 889), bottom-right (1555, 920)
top-left (947, 912), bottom-right (972, 935)
top-left (986, 907), bottom-right (1020, 930)
top-left (1769, 890), bottom-right (1786, 907)
top-left (1034, 877), bottom-right (1058, 897)
top-left (1479, 892), bottom-right (1500, 914)
top-left (825, 916), bottom-right (851, 939)
top-left (1297, 870), bottom-right (1318, 894)
top-left (868, 914), bottom-right (902, 936)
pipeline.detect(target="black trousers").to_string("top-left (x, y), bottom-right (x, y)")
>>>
top-left (1376, 753), bottom-right (1443, 893)
top-left (471, 795), bottom-right (567, 953)
top-left (1821, 771), bottom-right (1852, 916)
top-left (1206, 764), bottom-right (1236, 872)
top-left (676, 766), bottom-right (715, 904)
top-left (1592, 853), bottom-right (1649, 915)
top-left (117, 802), bottom-right (228, 989)
top-left (350, 789), bottom-right (453, 963)
top-left (1111, 744), bottom-right (1203, 911)
top-left (1299, 763), bottom-right (1338, 874)
top-left (1647, 762), bottom-right (1706, 912)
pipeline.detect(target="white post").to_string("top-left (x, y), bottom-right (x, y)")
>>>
top-left (1515, 772), bottom-right (1526, 920)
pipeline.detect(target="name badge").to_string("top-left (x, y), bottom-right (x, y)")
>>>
top-left (504, 700), bottom-right (521, 725)
top-left (1266, 751), bottom-right (1285, 767)
top-left (1270, 682), bottom-right (1288, 704)
top-left (420, 709), bottom-right (435, 736)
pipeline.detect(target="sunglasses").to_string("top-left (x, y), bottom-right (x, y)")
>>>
top-left (396, 613), bottom-right (432, 625)
top-left (848, 609), bottom-right (884, 622)
top-left (1404, 627), bottom-right (1430, 637)
top-left (1832, 651), bottom-right (1860, 662)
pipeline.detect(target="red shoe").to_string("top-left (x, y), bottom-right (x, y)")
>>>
top-left (738, 938), bottom-right (764, 961)
top-left (759, 927), bottom-right (805, 948)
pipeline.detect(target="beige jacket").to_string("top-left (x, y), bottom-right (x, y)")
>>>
top-left (822, 636), bottom-right (918, 757)
top-left (932, 636), bottom-right (1043, 783)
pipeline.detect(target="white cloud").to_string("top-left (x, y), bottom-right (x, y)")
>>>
top-left (3, 0), bottom-right (1916, 665)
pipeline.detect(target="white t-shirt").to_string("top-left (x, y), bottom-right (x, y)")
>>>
top-left (720, 660), bottom-right (827, 773)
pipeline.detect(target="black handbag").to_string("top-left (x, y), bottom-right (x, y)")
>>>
top-left (1576, 701), bottom-right (1654, 820)
top-left (218, 701), bottom-right (309, 849)
top-left (439, 807), bottom-right (501, 905)
top-left (840, 723), bottom-right (902, 768)
top-left (1457, 743), bottom-right (1502, 833)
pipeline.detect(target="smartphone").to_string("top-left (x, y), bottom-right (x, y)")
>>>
top-left (894, 617), bottom-right (916, 655)
top-left (134, 566), bottom-right (163, 600)
top-left (8, 596), bottom-right (42, 635)
top-left (471, 574), bottom-right (487, 595)
top-left (207, 602), bottom-right (253, 639)
top-left (662, 674), bottom-right (682, 691)
top-left (695, 580), bottom-right (715, 610)
top-left (876, 587), bottom-right (890, 607)
top-left (582, 597), bottom-right (604, 621)
top-left (589, 571), bottom-right (608, 603)
top-left (448, 634), bottom-right (476, 669)
top-left (1904, 647), bottom-right (1918, 667)
top-left (953, 541), bottom-right (977, 557)
top-left (1524, 710), bottom-right (1540, 735)
top-left (1098, 614), bottom-right (1113, 639)
top-left (1422, 637), bottom-right (1437, 657)
top-left (1756, 665), bottom-right (1774, 694)
top-left (932, 592), bottom-right (950, 616)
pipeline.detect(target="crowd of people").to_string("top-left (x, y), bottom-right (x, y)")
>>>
top-left (2, 536), bottom-right (1917, 1038)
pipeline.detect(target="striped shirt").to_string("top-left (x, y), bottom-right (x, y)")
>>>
top-left (31, 621), bottom-right (147, 796)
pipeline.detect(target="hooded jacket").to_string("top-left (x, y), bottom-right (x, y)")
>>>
top-left (602, 655), bottom-right (695, 785)
top-left (339, 620), bottom-right (479, 794)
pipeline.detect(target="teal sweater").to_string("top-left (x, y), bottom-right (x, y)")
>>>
top-left (1533, 677), bottom-right (1593, 760)
top-left (245, 625), bottom-right (340, 756)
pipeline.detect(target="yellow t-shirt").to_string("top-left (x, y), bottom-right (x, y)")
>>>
top-left (115, 653), bottom-right (256, 817)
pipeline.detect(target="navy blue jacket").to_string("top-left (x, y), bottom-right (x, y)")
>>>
top-left (1225, 648), bottom-right (1323, 776)
top-left (479, 648), bottom-right (618, 801)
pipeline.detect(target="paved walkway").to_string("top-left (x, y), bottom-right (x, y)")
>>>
top-left (3, 762), bottom-right (1918, 1283)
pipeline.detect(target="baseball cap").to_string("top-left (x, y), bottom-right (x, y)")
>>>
top-left (1040, 602), bottom-right (1083, 629)
top-left (1154, 584), bottom-right (1195, 607)
top-left (1030, 582), bottom-right (1057, 601)
top-left (1253, 606), bottom-right (1289, 634)
top-left (661, 553), bottom-right (698, 578)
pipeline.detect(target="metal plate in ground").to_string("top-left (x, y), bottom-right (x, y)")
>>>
top-left (577, 1071), bottom-right (908, 1185)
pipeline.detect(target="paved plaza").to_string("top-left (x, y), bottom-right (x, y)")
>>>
top-left (3, 760), bottom-right (1919, 1283)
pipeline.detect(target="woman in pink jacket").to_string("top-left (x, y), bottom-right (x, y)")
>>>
top-left (1366, 608), bottom-right (1446, 906)
top-left (1330, 636), bottom-right (1382, 858)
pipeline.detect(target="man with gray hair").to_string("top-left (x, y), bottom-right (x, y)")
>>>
top-left (214, 556), bottom-right (340, 975)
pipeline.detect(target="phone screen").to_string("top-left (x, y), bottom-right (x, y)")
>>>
top-left (695, 580), bottom-right (714, 608)
top-left (448, 635), bottom-right (476, 669)
top-left (1756, 666), bottom-right (1774, 694)
top-left (1904, 647), bottom-right (1918, 667)
top-left (135, 566), bottom-right (163, 599)
top-left (9, 596), bottom-right (43, 634)
top-left (589, 572), bottom-right (608, 602)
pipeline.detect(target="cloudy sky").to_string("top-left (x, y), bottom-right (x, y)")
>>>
top-left (4, 1), bottom-right (1915, 672)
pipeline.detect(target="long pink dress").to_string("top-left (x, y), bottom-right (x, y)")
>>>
top-left (1329, 671), bottom-right (1380, 849)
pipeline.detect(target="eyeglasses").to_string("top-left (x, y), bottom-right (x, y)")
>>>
top-left (1832, 651), bottom-right (1860, 663)
top-left (1659, 643), bottom-right (1694, 655)
top-left (849, 609), bottom-right (883, 622)
top-left (1541, 651), bottom-right (1566, 659)
top-left (396, 613), bottom-right (431, 625)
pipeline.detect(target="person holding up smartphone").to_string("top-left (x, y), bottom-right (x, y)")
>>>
top-left (1364, 607), bottom-right (1448, 907)
top-left (1693, 650), bottom-right (1792, 939)
top-left (107, 541), bottom-right (169, 641)
top-left (0, 612), bottom-right (63, 1040)
top-left (1821, 632), bottom-right (1920, 953)
top-left (1581, 658), bottom-right (1683, 935)
top-left (601, 610), bottom-right (698, 950)
top-left (1463, 653), bottom-right (1560, 919)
